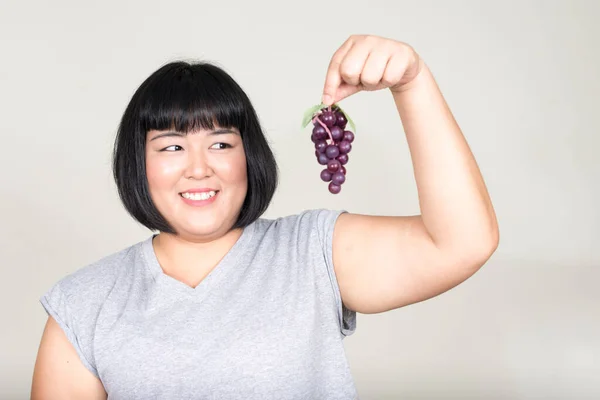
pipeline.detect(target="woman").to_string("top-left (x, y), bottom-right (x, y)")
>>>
top-left (31, 34), bottom-right (499, 399)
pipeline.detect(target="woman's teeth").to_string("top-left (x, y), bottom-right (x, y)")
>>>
top-left (181, 191), bottom-right (217, 201)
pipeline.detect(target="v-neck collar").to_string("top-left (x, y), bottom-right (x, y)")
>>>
top-left (140, 222), bottom-right (257, 303)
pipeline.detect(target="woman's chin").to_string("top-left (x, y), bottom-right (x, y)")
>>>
top-left (175, 220), bottom-right (224, 240)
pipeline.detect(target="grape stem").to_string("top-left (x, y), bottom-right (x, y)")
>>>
top-left (312, 114), bottom-right (333, 143)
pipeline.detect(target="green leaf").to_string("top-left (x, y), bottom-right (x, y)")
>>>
top-left (301, 103), bottom-right (326, 129)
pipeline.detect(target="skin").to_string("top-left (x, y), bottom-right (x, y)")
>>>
top-left (144, 126), bottom-right (249, 288)
top-left (31, 34), bottom-right (499, 398)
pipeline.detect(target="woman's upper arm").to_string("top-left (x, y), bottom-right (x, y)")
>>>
top-left (31, 316), bottom-right (107, 400)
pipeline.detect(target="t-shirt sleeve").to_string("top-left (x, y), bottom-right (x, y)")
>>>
top-left (315, 208), bottom-right (357, 337)
top-left (40, 279), bottom-right (99, 377)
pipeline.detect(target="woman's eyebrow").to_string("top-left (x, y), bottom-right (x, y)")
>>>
top-left (149, 131), bottom-right (184, 141)
top-left (208, 128), bottom-right (239, 136)
top-left (149, 129), bottom-right (238, 141)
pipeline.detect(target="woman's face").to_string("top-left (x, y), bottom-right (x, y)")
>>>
top-left (145, 126), bottom-right (247, 241)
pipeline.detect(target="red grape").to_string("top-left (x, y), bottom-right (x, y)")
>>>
top-left (325, 145), bottom-right (339, 159)
top-left (320, 111), bottom-right (336, 127)
top-left (328, 182), bottom-right (341, 194)
top-left (330, 126), bottom-right (344, 141)
top-left (315, 140), bottom-right (327, 153)
top-left (338, 140), bottom-right (351, 154)
top-left (327, 159), bottom-right (340, 172)
top-left (343, 130), bottom-right (354, 143)
top-left (320, 169), bottom-right (332, 182)
top-left (317, 152), bottom-right (329, 165)
top-left (313, 125), bottom-right (328, 140)
top-left (335, 111), bottom-right (347, 129)
top-left (332, 171), bottom-right (346, 185)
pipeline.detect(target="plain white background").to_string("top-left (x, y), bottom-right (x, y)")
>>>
top-left (1, 0), bottom-right (598, 398)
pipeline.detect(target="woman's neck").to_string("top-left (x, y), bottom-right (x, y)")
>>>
top-left (151, 228), bottom-right (243, 288)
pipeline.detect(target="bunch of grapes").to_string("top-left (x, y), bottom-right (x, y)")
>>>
top-left (310, 105), bottom-right (355, 194)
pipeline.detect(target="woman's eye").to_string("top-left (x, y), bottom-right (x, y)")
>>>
top-left (162, 145), bottom-right (183, 151)
top-left (211, 143), bottom-right (232, 150)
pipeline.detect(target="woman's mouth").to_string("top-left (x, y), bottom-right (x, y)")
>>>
top-left (179, 190), bottom-right (219, 206)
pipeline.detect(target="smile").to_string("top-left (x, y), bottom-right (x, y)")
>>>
top-left (180, 191), bottom-right (218, 201)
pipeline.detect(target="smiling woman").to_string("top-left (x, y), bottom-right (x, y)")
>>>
top-left (31, 59), bottom-right (361, 400)
top-left (32, 34), bottom-right (498, 400)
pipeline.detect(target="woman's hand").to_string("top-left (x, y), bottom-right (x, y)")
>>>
top-left (321, 34), bottom-right (424, 106)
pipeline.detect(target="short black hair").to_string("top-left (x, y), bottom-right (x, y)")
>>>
top-left (112, 60), bottom-right (278, 234)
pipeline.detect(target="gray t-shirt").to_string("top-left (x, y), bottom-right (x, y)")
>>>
top-left (40, 208), bottom-right (358, 399)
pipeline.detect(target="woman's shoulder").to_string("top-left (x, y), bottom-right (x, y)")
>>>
top-left (38, 238), bottom-right (151, 378)
top-left (43, 238), bottom-right (147, 303)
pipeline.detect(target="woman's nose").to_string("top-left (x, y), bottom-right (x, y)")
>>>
top-left (184, 153), bottom-right (212, 180)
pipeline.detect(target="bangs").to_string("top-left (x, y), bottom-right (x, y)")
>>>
top-left (136, 62), bottom-right (247, 135)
